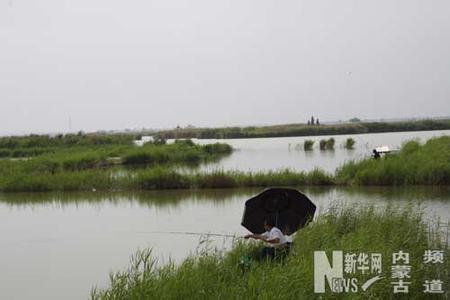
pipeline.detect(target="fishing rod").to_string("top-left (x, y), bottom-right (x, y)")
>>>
top-left (136, 231), bottom-right (240, 238)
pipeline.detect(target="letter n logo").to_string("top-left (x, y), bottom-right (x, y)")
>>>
top-left (314, 251), bottom-right (343, 293)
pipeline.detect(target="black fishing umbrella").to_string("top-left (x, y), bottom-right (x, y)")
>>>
top-left (241, 188), bottom-right (316, 234)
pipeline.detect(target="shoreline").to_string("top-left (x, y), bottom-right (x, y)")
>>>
top-left (156, 119), bottom-right (450, 140)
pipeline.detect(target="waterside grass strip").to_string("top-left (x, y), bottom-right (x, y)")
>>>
top-left (0, 169), bottom-right (334, 192)
top-left (0, 136), bottom-right (448, 192)
top-left (91, 203), bottom-right (449, 299)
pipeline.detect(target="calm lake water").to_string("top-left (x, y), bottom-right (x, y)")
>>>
top-left (1, 130), bottom-right (449, 300)
top-left (194, 129), bottom-right (450, 172)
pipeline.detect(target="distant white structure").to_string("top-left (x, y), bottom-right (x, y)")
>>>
top-left (375, 145), bottom-right (391, 153)
top-left (133, 136), bottom-right (154, 146)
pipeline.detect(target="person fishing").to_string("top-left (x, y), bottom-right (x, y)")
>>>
top-left (372, 149), bottom-right (381, 159)
top-left (244, 218), bottom-right (288, 260)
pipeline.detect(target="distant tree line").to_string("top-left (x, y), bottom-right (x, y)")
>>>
top-left (156, 119), bottom-right (450, 140)
top-left (307, 116), bottom-right (320, 126)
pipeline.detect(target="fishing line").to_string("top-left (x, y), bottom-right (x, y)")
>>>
top-left (136, 231), bottom-right (239, 238)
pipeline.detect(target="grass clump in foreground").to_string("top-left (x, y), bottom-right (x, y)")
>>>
top-left (91, 204), bottom-right (449, 299)
top-left (336, 136), bottom-right (450, 185)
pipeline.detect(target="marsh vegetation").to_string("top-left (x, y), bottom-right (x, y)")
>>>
top-left (336, 136), bottom-right (450, 185)
top-left (0, 135), bottom-right (448, 192)
top-left (91, 203), bottom-right (449, 299)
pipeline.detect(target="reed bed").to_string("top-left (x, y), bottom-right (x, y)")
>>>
top-left (91, 203), bottom-right (449, 299)
top-left (0, 168), bottom-right (334, 192)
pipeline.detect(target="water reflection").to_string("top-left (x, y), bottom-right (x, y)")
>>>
top-left (0, 189), bottom-right (258, 208)
top-left (1, 185), bottom-right (448, 215)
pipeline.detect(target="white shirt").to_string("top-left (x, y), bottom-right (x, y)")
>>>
top-left (261, 227), bottom-right (288, 247)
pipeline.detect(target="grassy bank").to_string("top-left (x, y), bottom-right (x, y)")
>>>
top-left (336, 136), bottom-right (450, 185)
top-left (0, 136), bottom-right (448, 192)
top-left (91, 203), bottom-right (449, 299)
top-left (0, 133), bottom-right (235, 164)
top-left (122, 142), bottom-right (232, 165)
top-left (157, 119), bottom-right (450, 139)
top-left (0, 133), bottom-right (136, 158)
top-left (0, 141), bottom-right (232, 175)
top-left (0, 168), bottom-right (333, 192)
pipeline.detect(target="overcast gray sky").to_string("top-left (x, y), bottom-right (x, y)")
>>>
top-left (1, 0), bottom-right (449, 135)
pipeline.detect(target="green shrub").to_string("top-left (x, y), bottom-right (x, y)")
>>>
top-left (203, 143), bottom-right (233, 154)
top-left (319, 138), bottom-right (335, 150)
top-left (319, 139), bottom-right (327, 150)
top-left (325, 138), bottom-right (335, 150)
top-left (122, 149), bottom-right (170, 165)
top-left (0, 149), bottom-right (11, 157)
top-left (303, 140), bottom-right (314, 151)
top-left (344, 138), bottom-right (355, 149)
